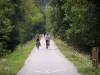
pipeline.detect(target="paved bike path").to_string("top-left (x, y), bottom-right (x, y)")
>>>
top-left (17, 38), bottom-right (81, 75)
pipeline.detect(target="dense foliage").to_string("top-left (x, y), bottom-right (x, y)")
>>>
top-left (46, 0), bottom-right (100, 52)
top-left (1, 0), bottom-right (100, 57)
top-left (0, 0), bottom-right (44, 57)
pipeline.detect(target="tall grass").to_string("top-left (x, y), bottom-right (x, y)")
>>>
top-left (53, 38), bottom-right (100, 75)
top-left (0, 40), bottom-right (35, 75)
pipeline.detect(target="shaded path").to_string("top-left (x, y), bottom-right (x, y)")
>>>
top-left (17, 38), bottom-right (81, 75)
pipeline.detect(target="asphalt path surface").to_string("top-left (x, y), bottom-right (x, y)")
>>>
top-left (17, 38), bottom-right (81, 75)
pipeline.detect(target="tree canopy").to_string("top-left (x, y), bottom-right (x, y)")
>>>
top-left (46, 0), bottom-right (100, 52)
top-left (0, 0), bottom-right (45, 57)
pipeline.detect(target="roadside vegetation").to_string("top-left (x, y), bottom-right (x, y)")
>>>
top-left (46, 0), bottom-right (100, 59)
top-left (53, 38), bottom-right (100, 75)
top-left (0, 0), bottom-right (46, 74)
top-left (0, 0), bottom-right (45, 57)
top-left (0, 40), bottom-right (35, 75)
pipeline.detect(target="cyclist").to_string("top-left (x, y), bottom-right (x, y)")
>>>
top-left (35, 33), bottom-right (41, 49)
top-left (45, 33), bottom-right (51, 48)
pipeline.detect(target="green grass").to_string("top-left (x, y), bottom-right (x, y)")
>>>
top-left (53, 38), bottom-right (100, 75)
top-left (0, 40), bottom-right (35, 75)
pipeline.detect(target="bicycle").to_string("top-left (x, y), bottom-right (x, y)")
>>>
top-left (46, 40), bottom-right (50, 49)
top-left (36, 41), bottom-right (40, 49)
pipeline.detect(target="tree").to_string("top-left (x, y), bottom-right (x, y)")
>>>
top-left (46, 0), bottom-right (100, 53)
top-left (0, 0), bottom-right (44, 57)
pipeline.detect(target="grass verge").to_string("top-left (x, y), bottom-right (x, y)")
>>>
top-left (53, 38), bottom-right (100, 75)
top-left (0, 40), bottom-right (35, 75)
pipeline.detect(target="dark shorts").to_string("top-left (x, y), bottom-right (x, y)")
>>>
top-left (36, 39), bottom-right (40, 42)
top-left (36, 39), bottom-right (41, 46)
top-left (46, 40), bottom-right (49, 45)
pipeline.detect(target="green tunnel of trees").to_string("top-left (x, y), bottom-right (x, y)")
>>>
top-left (0, 0), bottom-right (45, 57)
top-left (46, 0), bottom-right (100, 53)
top-left (0, 0), bottom-right (100, 58)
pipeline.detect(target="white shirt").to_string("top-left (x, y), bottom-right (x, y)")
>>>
top-left (45, 35), bottom-right (50, 40)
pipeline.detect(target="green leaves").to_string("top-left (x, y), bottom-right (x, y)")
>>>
top-left (0, 0), bottom-right (44, 56)
top-left (46, 0), bottom-right (100, 50)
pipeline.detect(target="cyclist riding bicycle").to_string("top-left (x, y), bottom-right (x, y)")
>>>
top-left (45, 34), bottom-right (51, 48)
top-left (35, 33), bottom-right (41, 49)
